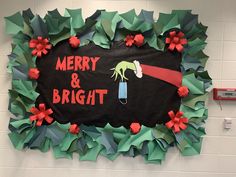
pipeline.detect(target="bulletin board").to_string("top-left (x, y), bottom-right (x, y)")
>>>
top-left (5, 8), bottom-right (211, 163)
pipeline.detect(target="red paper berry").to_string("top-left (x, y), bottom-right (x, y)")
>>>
top-left (28, 68), bottom-right (40, 80)
top-left (29, 36), bottom-right (52, 57)
top-left (69, 124), bottom-right (80, 134)
top-left (178, 86), bottom-right (189, 97)
top-left (69, 36), bottom-right (80, 48)
top-left (125, 35), bottom-right (134, 47)
top-left (130, 122), bottom-right (141, 134)
top-left (134, 34), bottom-right (144, 47)
top-left (165, 31), bottom-right (187, 52)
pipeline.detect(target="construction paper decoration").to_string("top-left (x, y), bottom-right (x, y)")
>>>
top-left (5, 8), bottom-right (211, 164)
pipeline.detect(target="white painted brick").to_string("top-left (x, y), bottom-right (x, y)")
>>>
top-left (201, 137), bottom-right (220, 155)
top-left (205, 61), bottom-right (222, 80)
top-left (223, 42), bottom-right (236, 61)
top-left (147, 0), bottom-right (224, 23)
top-left (0, 0), bottom-right (34, 18)
top-left (0, 94), bottom-right (9, 112)
top-left (97, 170), bottom-right (180, 177)
top-left (222, 0), bottom-right (236, 22)
top-left (219, 137), bottom-right (236, 155)
top-left (221, 80), bottom-right (236, 87)
top-left (205, 118), bottom-right (222, 136)
top-left (35, 0), bottom-right (73, 17)
top-left (0, 76), bottom-right (11, 94)
top-left (72, 0), bottom-right (147, 18)
top-left (179, 154), bottom-right (220, 172)
top-left (206, 21), bottom-right (224, 41)
top-left (205, 41), bottom-right (223, 60)
top-left (0, 168), bottom-right (70, 177)
top-left (218, 155), bottom-right (236, 173)
top-left (224, 22), bottom-right (236, 41)
top-left (0, 20), bottom-right (12, 56)
top-left (0, 112), bottom-right (10, 131)
top-left (179, 172), bottom-right (236, 177)
top-left (222, 62), bottom-right (236, 80)
top-left (208, 95), bottom-right (236, 118)
top-left (0, 132), bottom-right (11, 149)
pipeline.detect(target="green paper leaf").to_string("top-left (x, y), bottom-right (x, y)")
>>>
top-left (8, 128), bottom-right (36, 150)
top-left (138, 10), bottom-right (154, 23)
top-left (175, 131), bottom-right (203, 156)
top-left (182, 73), bottom-right (204, 94)
top-left (64, 8), bottom-right (85, 35)
top-left (147, 141), bottom-right (166, 161)
top-left (50, 28), bottom-right (70, 46)
top-left (12, 80), bottom-right (39, 101)
top-left (5, 12), bottom-right (24, 35)
top-left (118, 126), bottom-right (154, 152)
top-left (80, 124), bottom-right (101, 140)
top-left (45, 14), bottom-right (61, 35)
top-left (187, 38), bottom-right (207, 55)
top-left (180, 105), bottom-right (206, 118)
top-left (152, 125), bottom-right (174, 145)
top-left (12, 65), bottom-right (28, 80)
top-left (60, 132), bottom-right (78, 151)
top-left (120, 9), bottom-right (137, 28)
top-left (46, 123), bottom-right (66, 146)
top-left (155, 13), bottom-right (180, 35)
top-left (97, 131), bottom-right (118, 155)
top-left (30, 15), bottom-right (48, 37)
top-left (53, 146), bottom-right (72, 159)
top-left (10, 118), bottom-right (31, 129)
top-left (28, 126), bottom-right (47, 149)
top-left (182, 93), bottom-right (208, 109)
top-left (22, 8), bottom-right (34, 25)
top-left (79, 144), bottom-right (103, 161)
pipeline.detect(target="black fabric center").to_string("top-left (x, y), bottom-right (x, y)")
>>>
top-left (36, 40), bottom-right (182, 128)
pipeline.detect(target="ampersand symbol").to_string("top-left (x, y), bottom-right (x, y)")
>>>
top-left (71, 73), bottom-right (81, 88)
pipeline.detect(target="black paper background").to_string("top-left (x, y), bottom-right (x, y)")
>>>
top-left (36, 40), bottom-right (182, 128)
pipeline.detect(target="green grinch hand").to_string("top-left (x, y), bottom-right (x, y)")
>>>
top-left (111, 61), bottom-right (136, 81)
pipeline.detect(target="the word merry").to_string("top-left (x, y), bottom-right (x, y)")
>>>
top-left (55, 56), bottom-right (100, 71)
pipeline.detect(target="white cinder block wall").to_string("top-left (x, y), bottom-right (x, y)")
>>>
top-left (1, 0), bottom-right (236, 177)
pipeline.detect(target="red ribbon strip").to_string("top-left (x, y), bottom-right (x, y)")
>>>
top-left (165, 31), bottom-right (187, 52)
top-left (140, 64), bottom-right (182, 88)
top-left (165, 111), bottom-right (188, 133)
top-left (29, 103), bottom-right (53, 126)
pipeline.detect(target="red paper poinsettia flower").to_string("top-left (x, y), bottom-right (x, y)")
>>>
top-left (28, 68), bottom-right (40, 80)
top-left (165, 31), bottom-right (187, 52)
top-left (134, 34), bottom-right (144, 47)
top-left (124, 35), bottom-right (134, 47)
top-left (69, 36), bottom-right (80, 48)
top-left (69, 124), bottom-right (80, 134)
top-left (130, 122), bottom-right (141, 134)
top-left (29, 36), bottom-right (52, 57)
top-left (29, 103), bottom-right (53, 126)
top-left (178, 86), bottom-right (189, 97)
top-left (165, 111), bottom-right (188, 133)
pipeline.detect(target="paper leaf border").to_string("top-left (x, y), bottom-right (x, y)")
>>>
top-left (5, 8), bottom-right (212, 164)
